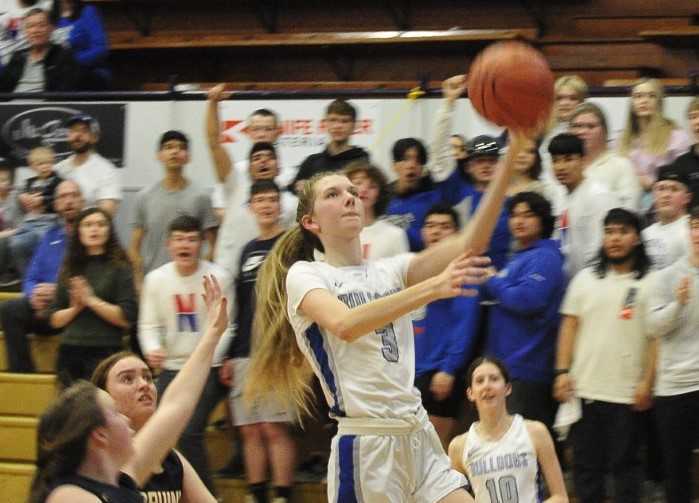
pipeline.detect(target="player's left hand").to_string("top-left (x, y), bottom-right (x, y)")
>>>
top-left (202, 274), bottom-right (229, 336)
top-left (430, 371), bottom-right (455, 401)
top-left (435, 252), bottom-right (491, 299)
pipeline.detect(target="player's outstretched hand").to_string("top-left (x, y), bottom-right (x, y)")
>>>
top-left (434, 252), bottom-right (491, 299)
top-left (507, 117), bottom-right (546, 147)
top-left (202, 274), bottom-right (228, 337)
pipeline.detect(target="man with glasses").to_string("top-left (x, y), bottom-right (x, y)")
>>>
top-left (0, 180), bottom-right (83, 372)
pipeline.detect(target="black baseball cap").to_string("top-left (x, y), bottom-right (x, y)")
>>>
top-left (656, 163), bottom-right (690, 189)
top-left (467, 135), bottom-right (501, 159)
top-left (65, 114), bottom-right (99, 134)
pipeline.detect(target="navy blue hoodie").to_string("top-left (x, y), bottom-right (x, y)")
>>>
top-left (385, 176), bottom-right (443, 251)
top-left (413, 294), bottom-right (481, 377)
top-left (483, 239), bottom-right (566, 383)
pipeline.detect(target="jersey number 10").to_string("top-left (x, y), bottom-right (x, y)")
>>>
top-left (485, 475), bottom-right (519, 503)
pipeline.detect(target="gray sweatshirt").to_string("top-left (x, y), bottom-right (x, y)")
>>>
top-left (647, 255), bottom-right (699, 396)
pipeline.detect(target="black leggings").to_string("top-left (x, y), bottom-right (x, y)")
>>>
top-left (56, 344), bottom-right (122, 388)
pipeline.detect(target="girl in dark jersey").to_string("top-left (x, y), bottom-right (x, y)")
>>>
top-left (91, 351), bottom-right (216, 502)
top-left (28, 275), bottom-right (227, 503)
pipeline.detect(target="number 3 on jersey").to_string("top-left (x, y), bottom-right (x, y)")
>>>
top-left (486, 476), bottom-right (519, 503)
top-left (376, 323), bottom-right (399, 362)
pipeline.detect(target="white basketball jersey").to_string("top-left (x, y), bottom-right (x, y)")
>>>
top-left (463, 415), bottom-right (542, 503)
top-left (286, 254), bottom-right (422, 419)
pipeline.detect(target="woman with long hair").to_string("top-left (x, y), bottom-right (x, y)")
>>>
top-left (49, 207), bottom-right (137, 388)
top-left (449, 357), bottom-right (568, 503)
top-left (244, 131), bottom-right (530, 502)
top-left (91, 351), bottom-right (216, 502)
top-left (29, 276), bottom-right (227, 503)
top-left (618, 79), bottom-right (691, 203)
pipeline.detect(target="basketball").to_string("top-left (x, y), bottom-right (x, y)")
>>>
top-left (467, 40), bottom-right (555, 130)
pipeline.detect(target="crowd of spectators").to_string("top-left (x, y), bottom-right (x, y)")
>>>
top-left (1, 66), bottom-right (699, 503)
top-left (0, 5), bottom-right (697, 503)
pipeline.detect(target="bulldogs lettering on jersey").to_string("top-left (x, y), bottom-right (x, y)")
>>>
top-left (464, 415), bottom-right (543, 503)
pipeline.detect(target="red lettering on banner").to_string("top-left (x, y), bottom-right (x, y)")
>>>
top-left (222, 116), bottom-right (373, 139)
top-left (281, 119), bottom-right (313, 135)
top-left (355, 119), bottom-right (373, 134)
top-left (220, 120), bottom-right (245, 143)
top-left (316, 118), bottom-right (373, 135)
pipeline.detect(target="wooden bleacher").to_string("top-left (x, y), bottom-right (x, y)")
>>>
top-left (109, 28), bottom-right (537, 51)
top-left (89, 0), bottom-right (699, 88)
top-left (0, 333), bottom-right (60, 375)
top-left (639, 27), bottom-right (699, 48)
top-left (604, 78), bottom-right (692, 87)
top-left (140, 80), bottom-right (442, 92)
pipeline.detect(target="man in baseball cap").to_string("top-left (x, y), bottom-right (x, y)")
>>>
top-left (64, 113), bottom-right (100, 134)
top-left (55, 113), bottom-right (121, 215)
top-left (642, 163), bottom-right (692, 270)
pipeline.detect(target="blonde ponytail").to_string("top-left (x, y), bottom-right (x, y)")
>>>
top-left (244, 172), bottom-right (336, 419)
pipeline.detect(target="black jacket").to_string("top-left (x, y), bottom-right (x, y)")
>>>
top-left (674, 145), bottom-right (699, 203)
top-left (0, 43), bottom-right (82, 92)
top-left (290, 145), bottom-right (370, 192)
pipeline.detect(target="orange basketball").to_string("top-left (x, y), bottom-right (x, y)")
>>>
top-left (467, 41), bottom-right (554, 130)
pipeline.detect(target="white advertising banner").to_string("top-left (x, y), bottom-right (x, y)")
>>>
top-left (3, 94), bottom-right (695, 239)
top-left (215, 99), bottom-right (383, 187)
top-left (108, 95), bottom-right (693, 192)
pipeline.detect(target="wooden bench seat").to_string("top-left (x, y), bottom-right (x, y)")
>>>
top-left (109, 28), bottom-right (537, 51)
top-left (0, 374), bottom-right (56, 416)
top-left (141, 81), bottom-right (441, 92)
top-left (640, 27), bottom-right (699, 48)
top-left (604, 77), bottom-right (691, 87)
top-left (0, 334), bottom-right (59, 373)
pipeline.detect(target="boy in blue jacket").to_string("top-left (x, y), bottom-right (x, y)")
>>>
top-left (429, 134), bottom-right (511, 269)
top-left (385, 137), bottom-right (443, 251)
top-left (413, 203), bottom-right (480, 448)
top-left (483, 191), bottom-right (565, 431)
